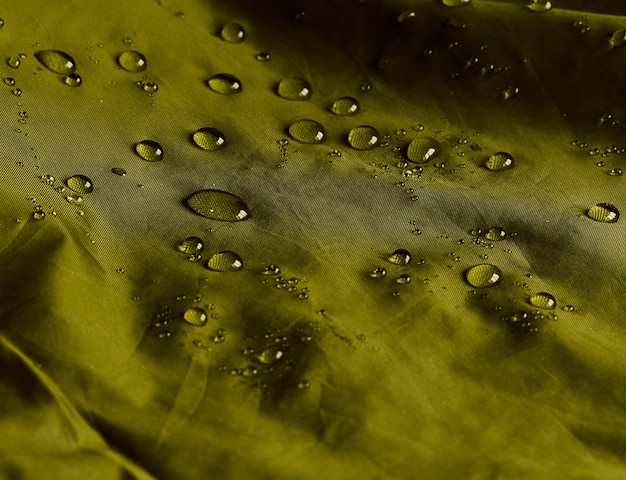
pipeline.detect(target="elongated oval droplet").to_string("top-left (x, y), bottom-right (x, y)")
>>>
top-left (331, 97), bottom-right (360, 116)
top-left (208, 73), bottom-right (242, 94)
top-left (66, 175), bottom-right (94, 194)
top-left (35, 50), bottom-right (76, 75)
top-left (526, 0), bottom-right (552, 12)
top-left (610, 29), bottom-right (626, 48)
top-left (464, 264), bottom-right (502, 288)
top-left (135, 140), bottom-right (164, 161)
top-left (586, 203), bottom-right (619, 223)
top-left (117, 51), bottom-right (147, 72)
top-left (177, 236), bottom-right (204, 254)
top-left (484, 152), bottom-right (514, 171)
top-left (207, 251), bottom-right (243, 272)
top-left (220, 23), bottom-right (246, 43)
top-left (186, 189), bottom-right (250, 221)
top-left (386, 248), bottom-right (411, 266)
top-left (64, 73), bottom-right (82, 87)
top-left (442, 0), bottom-right (471, 6)
top-left (111, 167), bottom-right (127, 176)
top-left (529, 292), bottom-right (556, 309)
top-left (277, 78), bottom-right (312, 101)
top-left (192, 128), bottom-right (226, 151)
top-left (406, 137), bottom-right (440, 163)
top-left (288, 119), bottom-right (326, 144)
top-left (348, 126), bottom-right (380, 150)
top-left (183, 307), bottom-right (208, 326)
top-left (484, 227), bottom-right (506, 241)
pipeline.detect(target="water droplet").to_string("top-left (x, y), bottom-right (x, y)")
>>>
top-left (369, 267), bottom-right (387, 279)
top-left (465, 264), bottom-right (502, 288)
top-left (347, 126), bottom-right (380, 150)
top-left (442, 0), bottom-right (471, 7)
top-left (207, 251), bottom-right (243, 272)
top-left (586, 203), bottom-right (619, 223)
top-left (609, 28), bottom-right (626, 48)
top-left (122, 37), bottom-right (133, 45)
top-left (484, 152), bottom-right (514, 171)
top-left (255, 52), bottom-right (271, 61)
top-left (4, 77), bottom-right (15, 86)
top-left (526, 0), bottom-right (552, 12)
top-left (397, 10), bottom-right (416, 23)
top-left (0, 19), bottom-right (4, 28)
top-left (609, 168), bottom-right (622, 176)
top-left (177, 236), bottom-right (204, 254)
top-left (242, 366), bottom-right (258, 377)
top-left (186, 189), bottom-right (249, 221)
top-left (183, 307), bottom-right (208, 326)
top-left (406, 137), bottom-right (440, 163)
top-left (288, 119), bottom-right (326, 144)
top-left (262, 264), bottom-right (281, 275)
top-left (386, 248), bottom-right (411, 265)
top-left (111, 167), bottom-right (127, 176)
top-left (207, 73), bottom-right (242, 94)
top-left (276, 77), bottom-right (312, 101)
top-left (257, 347), bottom-right (284, 364)
top-left (330, 97), bottom-right (360, 116)
top-left (12, 88), bottom-right (22, 96)
top-left (60, 73), bottom-right (82, 87)
top-left (297, 380), bottom-right (311, 389)
top-left (528, 292), bottom-right (556, 309)
top-left (65, 194), bottom-right (84, 205)
top-left (142, 81), bottom-right (158, 94)
top-left (500, 86), bottom-right (519, 100)
top-left (66, 175), bottom-right (94, 194)
top-left (34, 50), bottom-right (76, 75)
top-left (562, 304), bottom-right (575, 312)
top-left (220, 23), bottom-right (246, 43)
top-left (39, 174), bottom-right (55, 185)
top-left (7, 56), bottom-right (20, 69)
top-left (135, 140), bottom-right (164, 161)
top-left (192, 127), bottom-right (226, 151)
top-left (396, 274), bottom-right (411, 284)
top-left (484, 227), bottom-right (506, 241)
top-left (33, 211), bottom-right (46, 220)
top-left (117, 51), bottom-right (147, 72)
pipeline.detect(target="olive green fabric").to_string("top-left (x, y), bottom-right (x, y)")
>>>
top-left (1, 0), bottom-right (626, 479)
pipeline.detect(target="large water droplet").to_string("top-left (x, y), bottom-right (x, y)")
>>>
top-left (347, 126), bottom-right (380, 150)
top-left (529, 292), bottom-right (556, 309)
top-left (220, 23), bottom-right (246, 43)
top-left (288, 119), bottom-right (326, 144)
top-left (526, 0), bottom-right (552, 12)
top-left (277, 78), bottom-right (312, 101)
top-left (464, 264), bottom-right (502, 288)
top-left (442, 0), bottom-right (472, 7)
top-left (386, 249), bottom-right (411, 266)
top-left (484, 227), bottom-right (506, 241)
top-left (186, 190), bottom-right (250, 221)
top-left (135, 140), bottom-right (164, 161)
top-left (208, 73), bottom-right (242, 94)
top-left (609, 29), bottom-right (626, 48)
top-left (207, 251), bottom-right (243, 271)
top-left (64, 73), bottom-right (82, 87)
top-left (7, 56), bottom-right (21, 69)
top-left (66, 175), bottom-right (94, 194)
top-left (183, 307), bottom-right (208, 326)
top-left (484, 152), bottom-right (513, 171)
top-left (35, 50), bottom-right (76, 75)
top-left (256, 347), bottom-right (284, 364)
top-left (117, 51), bottom-right (147, 72)
top-left (406, 137), bottom-right (440, 163)
top-left (586, 203), bottom-right (619, 223)
top-left (177, 236), bottom-right (204, 254)
top-left (192, 128), bottom-right (226, 151)
top-left (330, 97), bottom-right (360, 116)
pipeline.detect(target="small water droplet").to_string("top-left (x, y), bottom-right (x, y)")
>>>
top-left (609, 28), bottom-right (626, 48)
top-left (609, 168), bottom-right (622, 176)
top-left (347, 126), bottom-right (380, 150)
top-left (442, 0), bottom-right (471, 7)
top-left (529, 292), bottom-right (556, 309)
top-left (297, 380), bottom-right (311, 389)
top-left (396, 274), bottom-right (411, 284)
top-left (586, 203), bottom-right (619, 223)
top-left (7, 56), bottom-right (21, 69)
top-left (386, 248), bottom-right (411, 266)
top-left (526, 0), bottom-right (552, 12)
top-left (0, 19), bottom-right (4, 28)
top-left (406, 137), bottom-right (440, 163)
top-left (288, 119), bottom-right (326, 144)
top-left (220, 23), bottom-right (246, 43)
top-left (500, 86), bottom-right (519, 100)
top-left (4, 77), bottom-right (16, 86)
top-left (186, 189), bottom-right (249, 221)
top-left (66, 175), bottom-right (94, 194)
top-left (330, 97), bottom-right (360, 116)
top-left (135, 140), bottom-right (164, 161)
top-left (33, 211), bottom-right (46, 220)
top-left (369, 267), bottom-right (387, 279)
top-left (158, 331), bottom-right (171, 339)
top-left (257, 347), bottom-right (284, 364)
top-left (122, 37), bottom-right (133, 45)
top-left (39, 174), bottom-right (55, 185)
top-left (277, 78), bottom-right (312, 101)
top-left (208, 73), bottom-right (242, 94)
top-left (12, 88), bottom-right (22, 96)
top-left (62, 73), bottom-right (82, 87)
top-left (183, 307), bottom-right (208, 326)
top-left (484, 152), bottom-right (514, 171)
top-left (111, 167), bottom-right (127, 176)
top-left (397, 10), bottom-right (416, 23)
top-left (207, 251), bottom-right (243, 272)
top-left (117, 51), bottom-right (147, 72)
top-left (65, 194), bottom-right (84, 205)
top-left (142, 81), bottom-right (158, 94)
top-left (484, 227), bottom-right (506, 241)
top-left (35, 50), bottom-right (76, 75)
top-left (465, 264), bottom-right (502, 288)
top-left (192, 127), bottom-right (226, 151)
top-left (262, 264), bottom-right (281, 275)
top-left (255, 52), bottom-right (271, 61)
top-left (177, 236), bottom-right (204, 254)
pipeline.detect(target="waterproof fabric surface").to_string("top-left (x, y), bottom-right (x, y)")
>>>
top-left (1, 1), bottom-right (626, 479)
